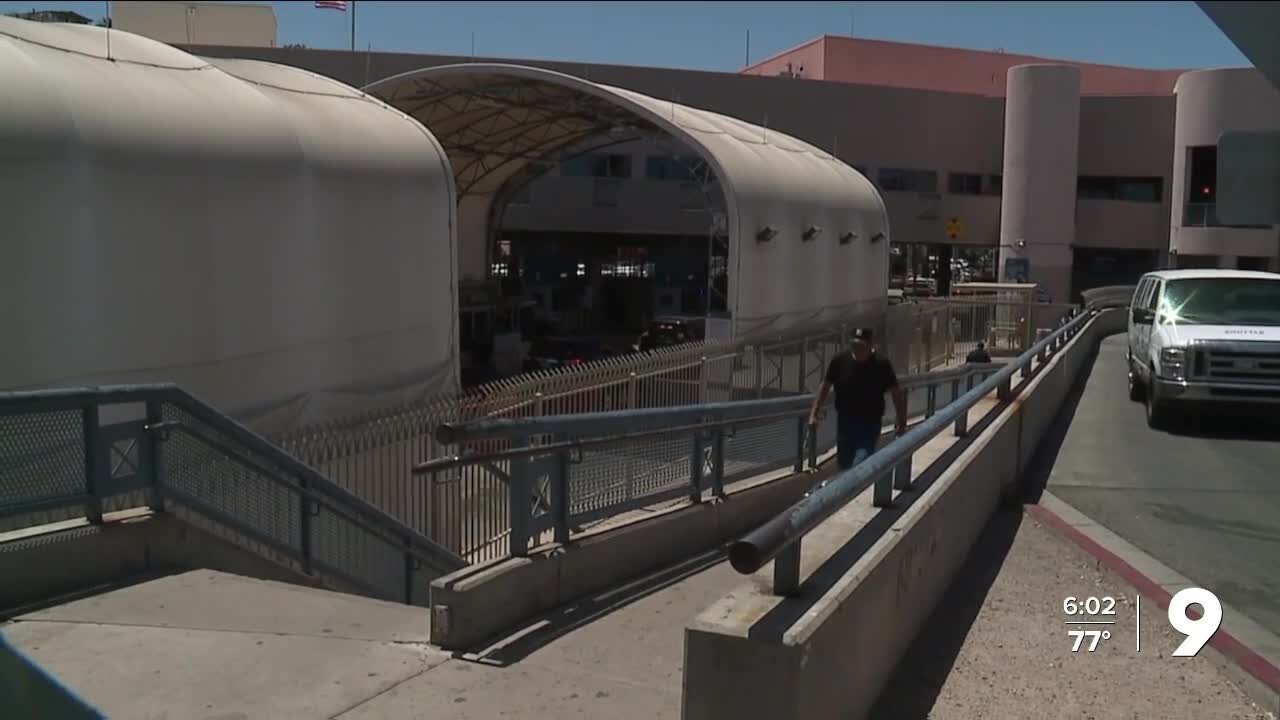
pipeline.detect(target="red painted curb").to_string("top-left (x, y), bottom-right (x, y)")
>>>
top-left (1027, 502), bottom-right (1280, 694)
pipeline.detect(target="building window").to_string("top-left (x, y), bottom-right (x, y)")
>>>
top-left (1077, 176), bottom-right (1163, 203)
top-left (645, 155), bottom-right (714, 183)
top-left (600, 261), bottom-right (654, 278)
top-left (593, 154), bottom-right (632, 179)
top-left (878, 168), bottom-right (938, 193)
top-left (560, 155), bottom-right (593, 177)
top-left (561, 153), bottom-right (632, 179)
top-left (985, 174), bottom-right (1002, 196)
top-left (1186, 145), bottom-right (1216, 203)
top-left (947, 172), bottom-right (983, 195)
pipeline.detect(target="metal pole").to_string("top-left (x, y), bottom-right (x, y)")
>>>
top-left (350, 0), bottom-right (356, 53)
top-left (105, 1), bottom-right (112, 60)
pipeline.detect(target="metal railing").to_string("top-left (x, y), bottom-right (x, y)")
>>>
top-left (0, 385), bottom-right (465, 606)
top-left (728, 304), bottom-right (1099, 595)
top-left (1183, 202), bottom-right (1272, 229)
top-left (415, 360), bottom-right (1007, 562)
top-left (1080, 285), bottom-right (1136, 310)
top-left (266, 303), bottom-right (954, 547)
top-left (248, 297), bottom-right (1059, 561)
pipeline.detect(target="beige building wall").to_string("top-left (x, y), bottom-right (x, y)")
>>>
top-left (114, 1), bottom-right (277, 48)
top-left (1170, 68), bottom-right (1280, 265)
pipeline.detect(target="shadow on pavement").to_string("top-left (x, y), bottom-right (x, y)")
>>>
top-left (1163, 407), bottom-right (1280, 442)
top-left (1020, 332), bottom-right (1104, 504)
top-left (871, 333), bottom-right (1109, 717)
top-left (458, 548), bottom-right (726, 667)
top-left (867, 507), bottom-right (1024, 720)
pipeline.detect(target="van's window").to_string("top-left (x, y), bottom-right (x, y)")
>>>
top-left (1159, 278), bottom-right (1280, 326)
top-left (1134, 278), bottom-right (1151, 308)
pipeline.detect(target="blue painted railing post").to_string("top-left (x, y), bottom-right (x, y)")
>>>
top-left (299, 477), bottom-right (314, 575)
top-left (82, 404), bottom-right (103, 524)
top-left (552, 449), bottom-right (571, 544)
top-left (509, 433), bottom-right (533, 557)
top-left (689, 429), bottom-right (705, 503)
top-left (144, 400), bottom-right (165, 512)
top-left (793, 417), bottom-right (807, 473)
top-left (710, 427), bottom-right (726, 496)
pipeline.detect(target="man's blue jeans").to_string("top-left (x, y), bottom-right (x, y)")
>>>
top-left (836, 414), bottom-right (881, 470)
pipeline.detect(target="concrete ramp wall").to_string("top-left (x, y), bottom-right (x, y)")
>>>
top-left (0, 510), bottom-right (349, 615)
top-left (681, 309), bottom-right (1126, 720)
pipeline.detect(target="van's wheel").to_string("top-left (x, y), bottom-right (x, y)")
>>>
top-left (1127, 364), bottom-right (1145, 402)
top-left (1145, 386), bottom-right (1167, 429)
top-left (1131, 363), bottom-right (1152, 397)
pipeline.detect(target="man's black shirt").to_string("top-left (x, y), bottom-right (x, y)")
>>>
top-left (966, 348), bottom-right (992, 363)
top-left (825, 352), bottom-right (899, 422)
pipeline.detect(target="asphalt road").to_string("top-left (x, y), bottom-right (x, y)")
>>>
top-left (1043, 333), bottom-right (1280, 636)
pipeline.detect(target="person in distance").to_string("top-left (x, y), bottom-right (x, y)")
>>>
top-left (808, 328), bottom-right (908, 471)
top-left (966, 341), bottom-right (992, 364)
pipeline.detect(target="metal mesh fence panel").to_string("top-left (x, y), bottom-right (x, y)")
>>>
top-left (0, 408), bottom-right (86, 532)
top-left (565, 430), bottom-right (694, 526)
top-left (160, 406), bottom-right (304, 568)
top-left (722, 415), bottom-right (802, 486)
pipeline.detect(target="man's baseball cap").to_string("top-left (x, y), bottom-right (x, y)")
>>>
top-left (851, 327), bottom-right (874, 342)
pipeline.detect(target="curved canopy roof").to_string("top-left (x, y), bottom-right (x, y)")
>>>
top-left (0, 16), bottom-right (446, 178)
top-left (366, 63), bottom-right (887, 335)
top-left (365, 63), bottom-right (876, 216)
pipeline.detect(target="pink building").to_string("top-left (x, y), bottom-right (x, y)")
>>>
top-left (741, 34), bottom-right (1186, 97)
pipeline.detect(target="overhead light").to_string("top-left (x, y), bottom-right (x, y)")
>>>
top-left (756, 225), bottom-right (779, 243)
top-left (870, 232), bottom-right (885, 244)
top-left (838, 231), bottom-right (857, 245)
top-left (802, 226), bottom-right (823, 242)
top-left (1016, 239), bottom-right (1027, 249)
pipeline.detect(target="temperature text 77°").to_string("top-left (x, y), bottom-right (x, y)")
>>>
top-left (1068, 629), bottom-right (1111, 652)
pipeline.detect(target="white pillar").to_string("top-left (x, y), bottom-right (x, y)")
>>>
top-left (999, 64), bottom-right (1081, 304)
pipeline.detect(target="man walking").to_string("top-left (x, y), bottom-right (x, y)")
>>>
top-left (809, 328), bottom-right (908, 471)
top-left (965, 341), bottom-right (992, 364)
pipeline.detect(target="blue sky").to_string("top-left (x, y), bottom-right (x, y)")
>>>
top-left (2, 1), bottom-right (1249, 72)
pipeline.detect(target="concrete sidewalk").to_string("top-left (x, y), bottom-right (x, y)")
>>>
top-left (871, 507), bottom-right (1269, 720)
top-left (3, 506), bottom-right (1268, 719)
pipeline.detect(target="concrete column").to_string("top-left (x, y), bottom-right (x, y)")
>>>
top-left (999, 64), bottom-right (1081, 304)
top-left (457, 194), bottom-right (496, 284)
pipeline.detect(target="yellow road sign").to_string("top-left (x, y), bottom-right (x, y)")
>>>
top-left (945, 217), bottom-right (963, 240)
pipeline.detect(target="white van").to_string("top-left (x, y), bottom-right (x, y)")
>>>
top-left (1127, 269), bottom-right (1280, 428)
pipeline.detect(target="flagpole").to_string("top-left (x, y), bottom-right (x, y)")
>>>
top-left (350, 0), bottom-right (356, 53)
top-left (105, 1), bottom-right (112, 59)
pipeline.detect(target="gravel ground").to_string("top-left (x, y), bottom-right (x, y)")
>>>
top-left (872, 507), bottom-right (1271, 720)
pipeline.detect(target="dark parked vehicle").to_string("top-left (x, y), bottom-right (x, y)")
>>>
top-left (638, 316), bottom-right (705, 352)
top-left (523, 336), bottom-right (618, 372)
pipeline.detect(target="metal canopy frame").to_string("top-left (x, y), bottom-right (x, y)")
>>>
top-left (380, 74), bottom-right (663, 197)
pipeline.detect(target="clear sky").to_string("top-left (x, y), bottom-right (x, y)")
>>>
top-left (2, 0), bottom-right (1250, 72)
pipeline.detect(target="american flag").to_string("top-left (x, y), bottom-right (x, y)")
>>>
top-left (315, 0), bottom-right (347, 10)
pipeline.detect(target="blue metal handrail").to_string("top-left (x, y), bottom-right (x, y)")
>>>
top-left (728, 306), bottom-right (1097, 594)
top-left (0, 384), bottom-right (465, 603)
top-left (434, 362), bottom-right (999, 446)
